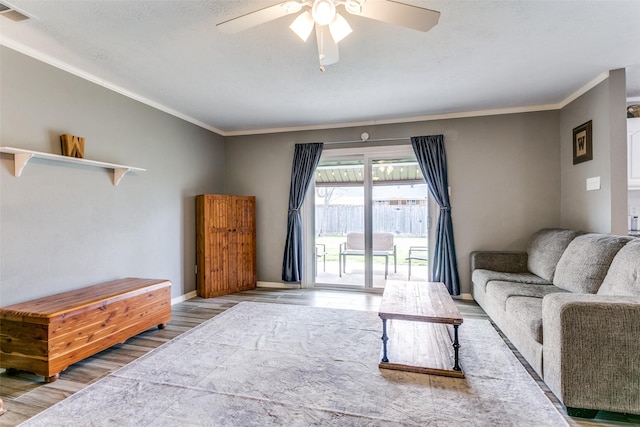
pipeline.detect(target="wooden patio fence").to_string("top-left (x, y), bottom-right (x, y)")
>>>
top-left (315, 205), bottom-right (428, 237)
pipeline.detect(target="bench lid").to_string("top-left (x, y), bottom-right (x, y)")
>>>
top-left (0, 278), bottom-right (170, 320)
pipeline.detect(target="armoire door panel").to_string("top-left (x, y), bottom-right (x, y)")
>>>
top-left (235, 230), bottom-right (253, 292)
top-left (196, 194), bottom-right (256, 298)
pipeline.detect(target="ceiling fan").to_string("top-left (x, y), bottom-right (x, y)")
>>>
top-left (217, 0), bottom-right (440, 70)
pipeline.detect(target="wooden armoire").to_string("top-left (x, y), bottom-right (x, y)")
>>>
top-left (196, 194), bottom-right (257, 298)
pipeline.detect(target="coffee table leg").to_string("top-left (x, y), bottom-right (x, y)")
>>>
top-left (453, 324), bottom-right (461, 371)
top-left (381, 318), bottom-right (389, 363)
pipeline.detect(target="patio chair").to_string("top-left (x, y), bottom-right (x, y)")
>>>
top-left (315, 243), bottom-right (326, 273)
top-left (406, 246), bottom-right (428, 280)
top-left (339, 232), bottom-right (396, 279)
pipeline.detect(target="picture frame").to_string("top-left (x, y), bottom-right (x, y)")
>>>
top-left (572, 120), bottom-right (592, 165)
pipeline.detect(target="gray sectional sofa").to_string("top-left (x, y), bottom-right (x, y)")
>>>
top-left (471, 229), bottom-right (640, 417)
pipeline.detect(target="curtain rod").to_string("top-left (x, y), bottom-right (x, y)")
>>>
top-left (324, 136), bottom-right (411, 145)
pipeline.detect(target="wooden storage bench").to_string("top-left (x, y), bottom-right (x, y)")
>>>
top-left (0, 277), bottom-right (171, 383)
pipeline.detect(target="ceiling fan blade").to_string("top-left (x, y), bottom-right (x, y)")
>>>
top-left (217, 2), bottom-right (295, 33)
top-left (358, 0), bottom-right (440, 32)
top-left (315, 25), bottom-right (339, 66)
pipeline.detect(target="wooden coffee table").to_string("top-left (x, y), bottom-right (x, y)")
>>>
top-left (378, 281), bottom-right (464, 378)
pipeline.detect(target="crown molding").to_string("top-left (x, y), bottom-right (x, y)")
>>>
top-left (1, 37), bottom-right (620, 138)
top-left (228, 71), bottom-right (612, 136)
top-left (223, 103), bottom-right (565, 136)
top-left (556, 71), bottom-right (610, 108)
top-left (0, 37), bottom-right (225, 136)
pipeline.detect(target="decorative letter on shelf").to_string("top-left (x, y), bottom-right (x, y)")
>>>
top-left (60, 134), bottom-right (85, 159)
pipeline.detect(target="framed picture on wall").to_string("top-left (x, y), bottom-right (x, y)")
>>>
top-left (572, 120), bottom-right (593, 164)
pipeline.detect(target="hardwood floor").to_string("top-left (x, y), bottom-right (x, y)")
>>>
top-left (0, 287), bottom-right (638, 426)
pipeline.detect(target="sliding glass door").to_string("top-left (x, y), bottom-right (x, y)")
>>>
top-left (314, 157), bottom-right (365, 286)
top-left (371, 158), bottom-right (429, 287)
top-left (308, 146), bottom-right (429, 289)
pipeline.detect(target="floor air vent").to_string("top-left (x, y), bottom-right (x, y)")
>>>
top-left (0, 2), bottom-right (30, 22)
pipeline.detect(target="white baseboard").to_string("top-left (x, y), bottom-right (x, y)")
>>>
top-left (171, 290), bottom-right (197, 305)
top-left (257, 281), bottom-right (301, 289)
top-left (170, 283), bottom-right (300, 304)
top-left (172, 285), bottom-right (471, 301)
top-left (456, 293), bottom-right (474, 301)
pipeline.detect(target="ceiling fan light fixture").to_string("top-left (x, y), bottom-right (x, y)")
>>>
top-left (290, 11), bottom-right (314, 41)
top-left (345, 0), bottom-right (365, 15)
top-left (218, 0), bottom-right (441, 69)
top-left (329, 13), bottom-right (352, 43)
top-left (311, 0), bottom-right (336, 26)
top-left (281, 1), bottom-right (303, 14)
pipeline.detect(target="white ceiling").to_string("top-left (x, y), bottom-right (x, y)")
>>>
top-left (1, 1), bottom-right (639, 135)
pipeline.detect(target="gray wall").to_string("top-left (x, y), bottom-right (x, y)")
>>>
top-left (0, 47), bottom-right (225, 306)
top-left (559, 69), bottom-right (628, 234)
top-left (225, 111), bottom-right (561, 295)
top-left (2, 45), bottom-right (627, 303)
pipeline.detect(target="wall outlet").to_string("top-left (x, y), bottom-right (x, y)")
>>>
top-left (586, 176), bottom-right (601, 191)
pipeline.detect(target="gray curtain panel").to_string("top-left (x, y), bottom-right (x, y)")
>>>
top-left (411, 135), bottom-right (460, 295)
top-left (282, 142), bottom-right (324, 282)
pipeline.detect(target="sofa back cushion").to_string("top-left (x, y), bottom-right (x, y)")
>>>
top-left (527, 228), bottom-right (583, 282)
top-left (553, 234), bottom-right (632, 294)
top-left (598, 239), bottom-right (640, 296)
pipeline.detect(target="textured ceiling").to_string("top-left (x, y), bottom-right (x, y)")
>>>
top-left (1, 0), bottom-right (640, 135)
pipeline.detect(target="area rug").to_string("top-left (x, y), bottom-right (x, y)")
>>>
top-left (20, 302), bottom-right (568, 426)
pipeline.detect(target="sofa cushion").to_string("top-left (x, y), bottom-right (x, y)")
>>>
top-left (472, 269), bottom-right (551, 291)
top-left (504, 296), bottom-right (543, 344)
top-left (527, 228), bottom-right (583, 282)
top-left (553, 234), bottom-right (632, 294)
top-left (598, 239), bottom-right (640, 297)
top-left (486, 281), bottom-right (567, 311)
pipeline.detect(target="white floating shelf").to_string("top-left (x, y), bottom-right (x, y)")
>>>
top-left (0, 147), bottom-right (146, 186)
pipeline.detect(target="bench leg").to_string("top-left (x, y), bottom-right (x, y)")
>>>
top-left (158, 323), bottom-right (167, 329)
top-left (339, 254), bottom-right (342, 277)
top-left (408, 258), bottom-right (412, 280)
top-left (0, 397), bottom-right (5, 416)
top-left (45, 373), bottom-right (60, 383)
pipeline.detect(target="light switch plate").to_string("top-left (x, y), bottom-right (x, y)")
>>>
top-left (586, 176), bottom-right (601, 191)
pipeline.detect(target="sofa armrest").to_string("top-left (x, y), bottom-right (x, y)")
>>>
top-left (470, 251), bottom-right (528, 273)
top-left (542, 293), bottom-right (640, 413)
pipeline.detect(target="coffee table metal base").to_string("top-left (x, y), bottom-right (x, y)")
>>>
top-left (379, 319), bottom-right (464, 378)
top-left (377, 282), bottom-right (464, 379)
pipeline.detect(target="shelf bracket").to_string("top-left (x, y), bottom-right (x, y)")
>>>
top-left (113, 168), bottom-right (131, 186)
top-left (14, 153), bottom-right (34, 177)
